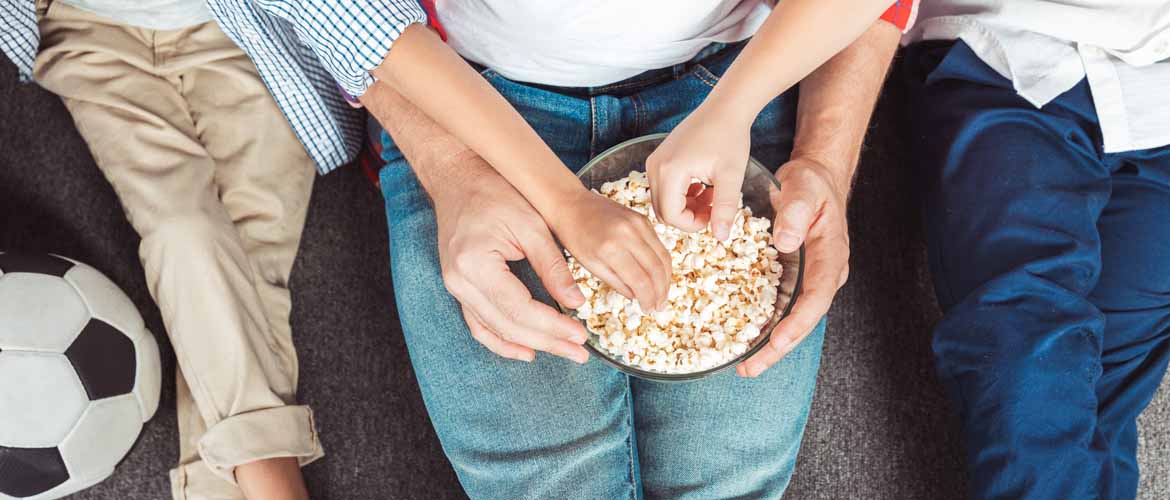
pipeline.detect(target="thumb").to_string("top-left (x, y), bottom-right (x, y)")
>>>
top-left (523, 227), bottom-right (586, 309)
top-left (710, 167), bottom-right (746, 240)
top-left (772, 179), bottom-right (817, 253)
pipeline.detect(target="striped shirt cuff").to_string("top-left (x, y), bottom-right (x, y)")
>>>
top-left (256, 0), bottom-right (426, 97)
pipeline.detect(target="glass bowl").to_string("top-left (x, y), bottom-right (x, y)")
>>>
top-left (564, 133), bottom-right (805, 382)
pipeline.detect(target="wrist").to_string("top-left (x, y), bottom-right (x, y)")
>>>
top-left (541, 183), bottom-right (592, 234)
top-left (783, 154), bottom-right (854, 197)
top-left (422, 149), bottom-right (493, 207)
top-left (696, 95), bottom-right (759, 129)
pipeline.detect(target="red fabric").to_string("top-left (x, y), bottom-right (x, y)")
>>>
top-left (418, 0), bottom-right (447, 41)
top-left (879, 0), bottom-right (915, 32)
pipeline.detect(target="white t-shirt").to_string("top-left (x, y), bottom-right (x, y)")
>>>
top-left (59, 0), bottom-right (211, 30)
top-left (906, 1), bottom-right (1170, 153)
top-left (438, 0), bottom-right (772, 87)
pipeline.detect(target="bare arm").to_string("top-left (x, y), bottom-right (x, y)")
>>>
top-left (358, 78), bottom-right (484, 202)
top-left (708, 0), bottom-right (899, 123)
top-left (646, 0), bottom-right (897, 239)
top-left (788, 21), bottom-right (901, 192)
top-left (370, 25), bottom-right (673, 311)
top-left (371, 25), bottom-right (580, 223)
top-left (375, 1), bottom-right (894, 208)
top-left (359, 83), bottom-right (590, 364)
top-left (737, 20), bottom-right (901, 377)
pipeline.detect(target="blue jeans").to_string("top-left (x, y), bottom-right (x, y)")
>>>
top-left (905, 41), bottom-right (1170, 499)
top-left (378, 44), bottom-right (825, 499)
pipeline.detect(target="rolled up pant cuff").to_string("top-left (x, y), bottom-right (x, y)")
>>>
top-left (191, 405), bottom-right (323, 487)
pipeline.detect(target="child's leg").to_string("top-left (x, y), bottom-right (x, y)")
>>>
top-left (175, 19), bottom-right (317, 397)
top-left (168, 19), bottom-right (320, 499)
top-left (33, 5), bottom-right (321, 500)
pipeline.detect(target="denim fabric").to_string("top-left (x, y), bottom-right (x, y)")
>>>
top-left (905, 40), bottom-right (1170, 500)
top-left (378, 44), bottom-right (824, 499)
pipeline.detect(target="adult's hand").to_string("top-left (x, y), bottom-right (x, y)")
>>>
top-left (732, 18), bottom-right (900, 378)
top-left (737, 158), bottom-right (850, 377)
top-left (433, 152), bottom-right (591, 364)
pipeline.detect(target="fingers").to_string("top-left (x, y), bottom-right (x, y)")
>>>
top-left (621, 217), bottom-right (673, 310)
top-left (651, 163), bottom-right (707, 233)
top-left (446, 255), bottom-right (590, 364)
top-left (578, 210), bottom-right (671, 310)
top-left (472, 289), bottom-right (589, 362)
top-left (580, 259), bottom-right (635, 301)
top-left (596, 248), bottom-right (660, 312)
top-left (636, 224), bottom-right (674, 309)
top-left (462, 307), bottom-right (535, 362)
top-left (522, 225), bottom-right (586, 309)
top-left (709, 167), bottom-right (746, 241)
top-left (736, 236), bottom-right (847, 377)
top-left (772, 174), bottom-right (819, 253)
top-left (684, 185), bottom-right (715, 227)
top-left (480, 267), bottom-right (588, 342)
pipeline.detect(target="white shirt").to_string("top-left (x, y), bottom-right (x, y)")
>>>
top-left (59, 0), bottom-right (211, 30)
top-left (905, 1), bottom-right (1170, 153)
top-left (438, 0), bottom-right (772, 87)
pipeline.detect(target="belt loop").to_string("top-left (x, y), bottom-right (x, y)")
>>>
top-left (672, 63), bottom-right (687, 78)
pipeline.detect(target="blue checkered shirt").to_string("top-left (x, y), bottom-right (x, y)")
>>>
top-left (1, 0), bottom-right (426, 174)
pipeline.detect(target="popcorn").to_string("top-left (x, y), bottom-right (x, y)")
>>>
top-left (566, 170), bottom-right (783, 374)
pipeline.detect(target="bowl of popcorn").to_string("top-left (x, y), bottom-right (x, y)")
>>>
top-left (565, 133), bottom-right (804, 381)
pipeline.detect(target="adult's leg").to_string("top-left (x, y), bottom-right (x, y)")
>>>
top-left (905, 41), bottom-right (1114, 499)
top-left (1090, 149), bottom-right (1170, 498)
top-left (177, 20), bottom-right (322, 499)
top-left (378, 72), bottom-right (637, 499)
top-left (630, 326), bottom-right (823, 499)
top-left (626, 45), bottom-right (821, 499)
top-left (34, 6), bottom-right (317, 499)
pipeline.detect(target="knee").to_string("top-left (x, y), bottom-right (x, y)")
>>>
top-left (944, 355), bottom-right (1099, 437)
top-left (139, 213), bottom-right (234, 263)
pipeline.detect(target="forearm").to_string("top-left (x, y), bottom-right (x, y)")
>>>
top-left (789, 20), bottom-right (900, 187)
top-left (371, 24), bottom-right (584, 218)
top-left (706, 0), bottom-right (896, 123)
top-left (359, 80), bottom-right (491, 204)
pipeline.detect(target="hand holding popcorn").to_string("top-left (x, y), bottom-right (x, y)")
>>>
top-left (551, 186), bottom-right (672, 312)
top-left (566, 171), bottom-right (782, 374)
top-left (647, 104), bottom-right (752, 241)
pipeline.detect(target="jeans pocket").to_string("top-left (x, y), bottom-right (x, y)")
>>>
top-left (690, 64), bottom-right (721, 89)
top-left (689, 42), bottom-right (745, 88)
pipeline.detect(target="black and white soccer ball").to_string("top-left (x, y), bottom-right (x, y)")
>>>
top-left (0, 252), bottom-right (160, 500)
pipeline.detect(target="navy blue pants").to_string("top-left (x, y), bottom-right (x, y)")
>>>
top-left (904, 41), bottom-right (1170, 499)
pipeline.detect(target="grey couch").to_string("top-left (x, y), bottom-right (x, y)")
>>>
top-left (3, 57), bottom-right (1169, 499)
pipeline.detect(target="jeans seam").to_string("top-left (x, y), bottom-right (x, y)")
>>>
top-left (590, 96), bottom-right (599, 156)
top-left (624, 376), bottom-right (637, 499)
top-left (692, 64), bottom-right (720, 89)
top-left (630, 94), bottom-right (644, 136)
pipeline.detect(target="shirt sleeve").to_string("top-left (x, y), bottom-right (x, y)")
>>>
top-left (253, 0), bottom-right (427, 97)
top-left (878, 0), bottom-right (917, 33)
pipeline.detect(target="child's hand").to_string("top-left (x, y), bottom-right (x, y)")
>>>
top-left (647, 106), bottom-right (752, 240)
top-left (551, 190), bottom-right (672, 312)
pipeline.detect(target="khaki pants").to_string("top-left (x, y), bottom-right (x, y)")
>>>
top-left (33, 3), bottom-right (323, 499)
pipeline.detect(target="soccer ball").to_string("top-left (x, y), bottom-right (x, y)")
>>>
top-left (0, 252), bottom-right (160, 500)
